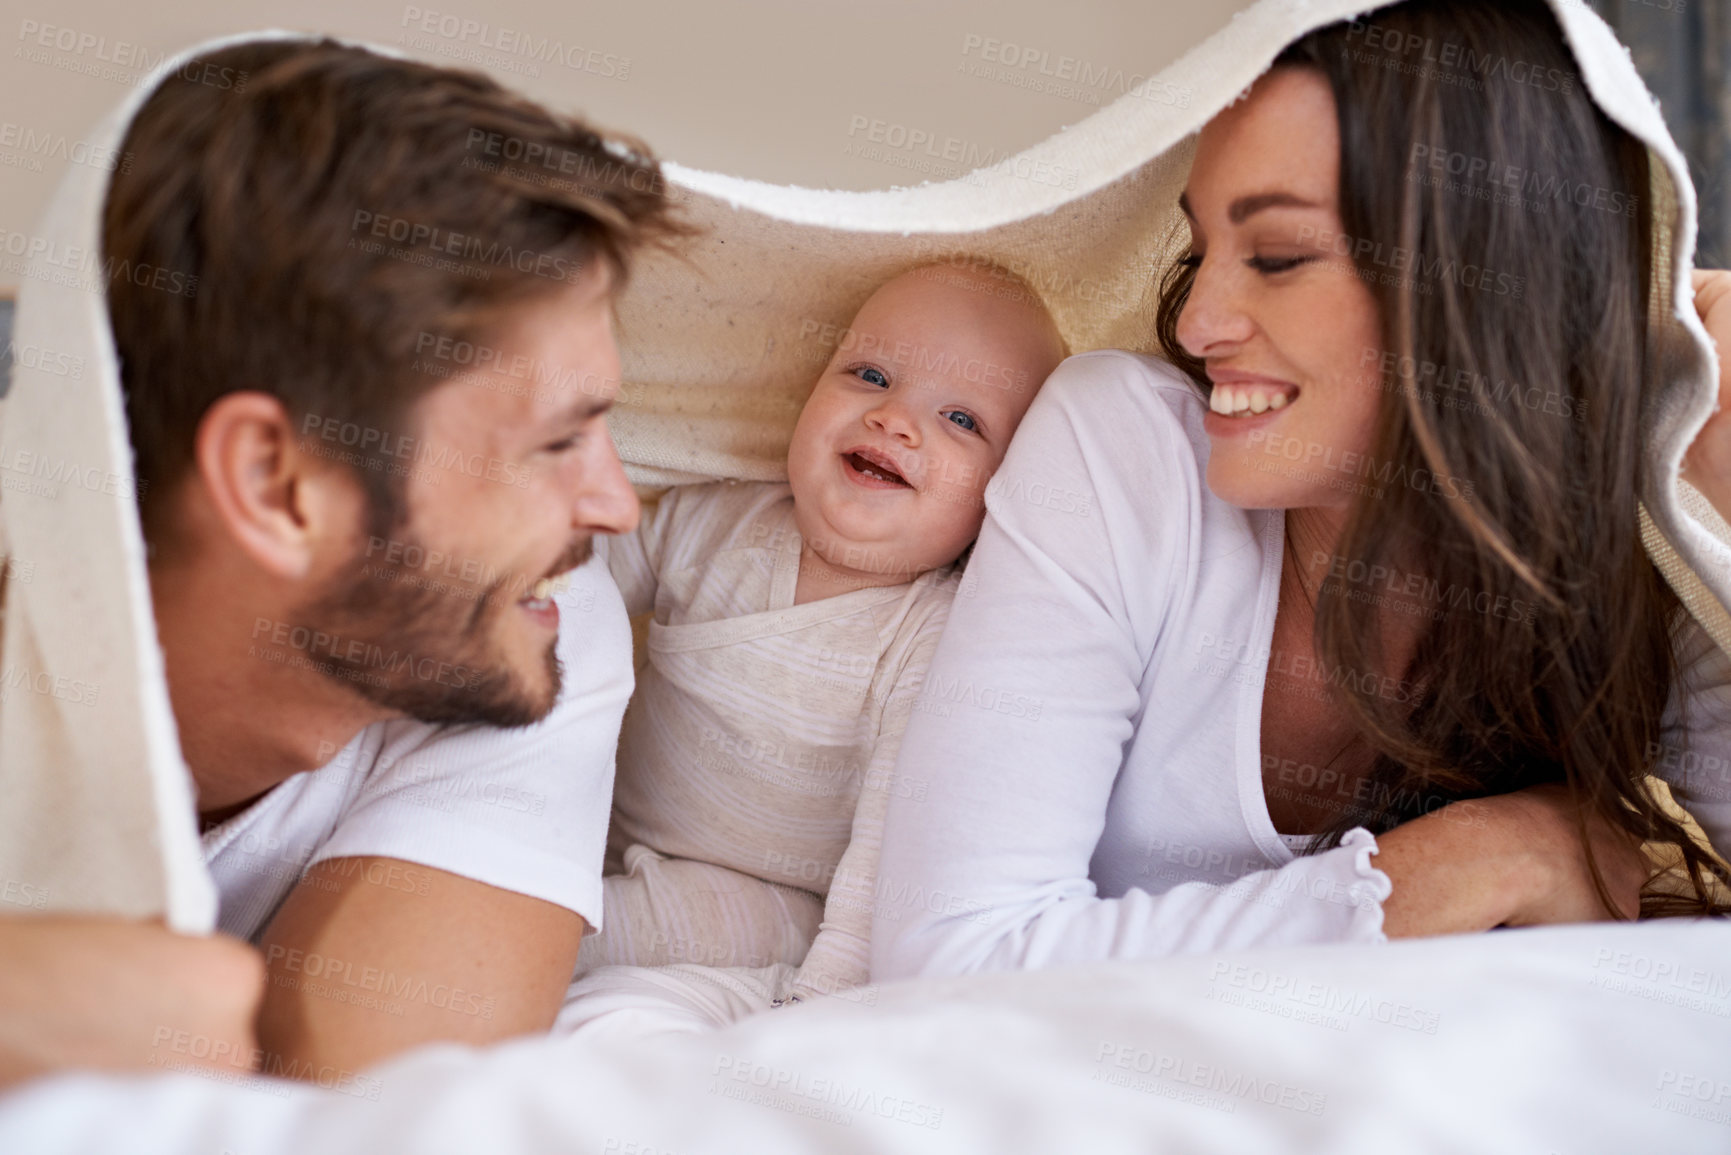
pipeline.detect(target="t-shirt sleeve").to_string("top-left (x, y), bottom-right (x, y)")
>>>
top-left (308, 553), bottom-right (633, 931)
top-left (872, 352), bottom-right (1389, 981)
top-left (1653, 618), bottom-right (1731, 861)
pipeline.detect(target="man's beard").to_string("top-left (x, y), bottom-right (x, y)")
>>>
top-left (293, 526), bottom-right (591, 729)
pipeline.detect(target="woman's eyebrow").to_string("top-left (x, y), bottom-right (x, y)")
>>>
top-left (1176, 190), bottom-right (1323, 223)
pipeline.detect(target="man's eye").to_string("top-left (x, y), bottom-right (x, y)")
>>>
top-left (944, 410), bottom-right (978, 432)
top-left (1247, 255), bottom-right (1313, 275)
top-left (854, 366), bottom-right (889, 388)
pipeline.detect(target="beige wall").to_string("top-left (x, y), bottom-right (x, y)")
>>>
top-left (1, 0), bottom-right (1252, 287)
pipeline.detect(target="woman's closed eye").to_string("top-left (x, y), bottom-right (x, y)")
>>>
top-left (1179, 251), bottom-right (1317, 276)
top-left (1247, 254), bottom-right (1315, 275)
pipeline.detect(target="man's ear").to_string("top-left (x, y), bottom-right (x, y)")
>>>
top-left (192, 393), bottom-right (361, 580)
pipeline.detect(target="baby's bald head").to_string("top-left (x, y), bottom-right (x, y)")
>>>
top-left (785, 257), bottom-right (1068, 588)
top-left (857, 261), bottom-right (1067, 401)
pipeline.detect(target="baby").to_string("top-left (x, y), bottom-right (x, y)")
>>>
top-left (560, 259), bottom-right (1066, 1032)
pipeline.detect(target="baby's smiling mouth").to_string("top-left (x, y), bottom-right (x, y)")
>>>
top-left (843, 448), bottom-right (913, 488)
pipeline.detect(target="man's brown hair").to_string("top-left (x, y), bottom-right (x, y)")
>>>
top-left (104, 38), bottom-right (681, 539)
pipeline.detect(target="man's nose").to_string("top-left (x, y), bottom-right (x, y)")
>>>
top-left (574, 421), bottom-right (640, 536)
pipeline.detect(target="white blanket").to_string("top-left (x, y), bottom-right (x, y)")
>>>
top-left (2, 922), bottom-right (1729, 1153)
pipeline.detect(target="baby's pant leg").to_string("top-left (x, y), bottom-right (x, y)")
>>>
top-left (553, 963), bottom-right (795, 1043)
top-left (575, 844), bottom-right (823, 977)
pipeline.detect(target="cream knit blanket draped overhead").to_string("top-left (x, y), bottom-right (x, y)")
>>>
top-left (1, 0), bottom-right (1726, 932)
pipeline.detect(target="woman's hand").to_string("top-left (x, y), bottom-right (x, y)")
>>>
top-left (1684, 269), bottom-right (1731, 522)
top-left (1375, 783), bottom-right (1646, 938)
top-left (1491, 784), bottom-right (1646, 926)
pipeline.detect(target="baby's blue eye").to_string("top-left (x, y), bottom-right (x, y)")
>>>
top-left (855, 366), bottom-right (889, 388)
top-left (945, 410), bottom-right (978, 432)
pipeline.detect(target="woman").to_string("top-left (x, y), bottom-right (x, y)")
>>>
top-left (872, 0), bottom-right (1731, 981)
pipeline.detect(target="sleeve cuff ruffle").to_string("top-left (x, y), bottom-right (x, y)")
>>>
top-left (1328, 827), bottom-right (1393, 944)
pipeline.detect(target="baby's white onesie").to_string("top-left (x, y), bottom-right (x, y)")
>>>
top-left (568, 480), bottom-right (956, 1021)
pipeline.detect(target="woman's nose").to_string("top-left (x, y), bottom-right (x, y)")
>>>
top-left (1175, 258), bottom-right (1255, 360)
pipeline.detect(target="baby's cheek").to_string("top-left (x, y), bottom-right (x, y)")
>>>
top-left (917, 484), bottom-right (988, 569)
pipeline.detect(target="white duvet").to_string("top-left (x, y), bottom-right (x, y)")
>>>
top-left (2, 0), bottom-right (1729, 1149)
top-left (3, 922), bottom-right (1729, 1152)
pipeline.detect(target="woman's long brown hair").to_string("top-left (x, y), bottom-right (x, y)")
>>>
top-left (1157, 0), bottom-right (1730, 917)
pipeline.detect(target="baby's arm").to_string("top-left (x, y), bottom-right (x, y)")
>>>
top-left (789, 627), bottom-right (942, 1001)
top-left (576, 848), bottom-right (823, 975)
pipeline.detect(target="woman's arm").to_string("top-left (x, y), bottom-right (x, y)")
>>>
top-left (1378, 786), bottom-right (1646, 934)
top-left (871, 353), bottom-right (1646, 983)
top-left (871, 354), bottom-right (1394, 981)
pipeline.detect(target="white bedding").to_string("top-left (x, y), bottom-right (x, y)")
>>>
top-left (3, 922), bottom-right (1729, 1153)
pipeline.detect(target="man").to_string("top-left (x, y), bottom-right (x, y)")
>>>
top-left (0, 37), bottom-right (678, 1083)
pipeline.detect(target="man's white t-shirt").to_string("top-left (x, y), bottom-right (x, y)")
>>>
top-left (200, 555), bottom-right (632, 943)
